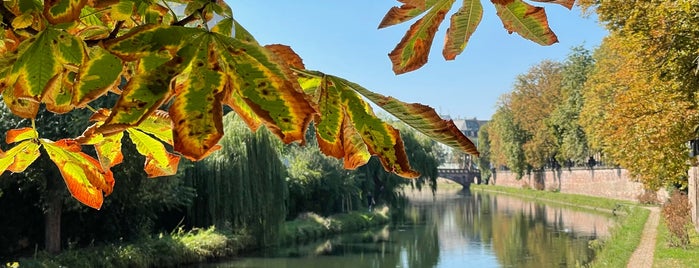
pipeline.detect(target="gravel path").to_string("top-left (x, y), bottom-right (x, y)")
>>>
top-left (627, 207), bottom-right (660, 268)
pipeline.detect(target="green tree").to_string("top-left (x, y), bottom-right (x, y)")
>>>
top-left (183, 113), bottom-right (287, 246)
top-left (489, 99), bottom-right (527, 179)
top-left (549, 46), bottom-right (593, 166)
top-left (476, 123), bottom-right (492, 183)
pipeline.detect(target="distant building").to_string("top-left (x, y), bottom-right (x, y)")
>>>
top-left (451, 117), bottom-right (488, 138)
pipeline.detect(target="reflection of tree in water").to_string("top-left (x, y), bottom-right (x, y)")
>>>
top-left (482, 193), bottom-right (596, 267)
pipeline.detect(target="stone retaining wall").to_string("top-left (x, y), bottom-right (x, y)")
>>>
top-left (490, 168), bottom-right (667, 202)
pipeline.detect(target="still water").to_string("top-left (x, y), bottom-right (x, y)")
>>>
top-left (207, 189), bottom-right (614, 268)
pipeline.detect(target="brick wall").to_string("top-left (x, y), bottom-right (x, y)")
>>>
top-left (490, 168), bottom-right (667, 202)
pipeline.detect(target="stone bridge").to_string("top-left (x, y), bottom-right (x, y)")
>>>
top-left (437, 168), bottom-right (480, 187)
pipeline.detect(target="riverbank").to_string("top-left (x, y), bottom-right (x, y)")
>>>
top-left (470, 184), bottom-right (650, 267)
top-left (10, 208), bottom-right (390, 267)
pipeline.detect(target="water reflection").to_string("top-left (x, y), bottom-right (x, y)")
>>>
top-left (205, 189), bottom-right (613, 268)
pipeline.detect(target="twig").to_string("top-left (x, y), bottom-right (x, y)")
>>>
top-left (84, 20), bottom-right (124, 46)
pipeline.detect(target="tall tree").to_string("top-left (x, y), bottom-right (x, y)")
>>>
top-left (476, 123), bottom-right (493, 183)
top-left (549, 46), bottom-right (594, 166)
top-left (509, 60), bottom-right (563, 169)
top-left (579, 1), bottom-right (699, 189)
top-left (489, 98), bottom-right (528, 179)
top-left (184, 113), bottom-right (287, 246)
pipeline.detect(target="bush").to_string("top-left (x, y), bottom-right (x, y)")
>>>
top-left (637, 190), bottom-right (659, 205)
top-left (661, 191), bottom-right (691, 248)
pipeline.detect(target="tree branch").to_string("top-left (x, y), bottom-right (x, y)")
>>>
top-left (84, 20), bottom-right (124, 46)
top-left (172, 4), bottom-right (208, 27)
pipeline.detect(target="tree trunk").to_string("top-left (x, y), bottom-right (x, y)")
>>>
top-left (44, 174), bottom-right (63, 254)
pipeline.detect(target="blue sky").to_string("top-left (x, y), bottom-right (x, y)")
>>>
top-left (227, 1), bottom-right (607, 120)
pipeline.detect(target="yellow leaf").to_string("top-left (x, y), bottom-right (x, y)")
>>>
top-left (11, 13), bottom-right (33, 29)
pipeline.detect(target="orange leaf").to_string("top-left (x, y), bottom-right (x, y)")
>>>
top-left (6, 127), bottom-right (38, 144)
top-left (264, 44), bottom-right (305, 70)
top-left (144, 152), bottom-right (180, 178)
top-left (42, 139), bottom-right (115, 210)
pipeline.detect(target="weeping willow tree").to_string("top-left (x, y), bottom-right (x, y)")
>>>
top-left (184, 113), bottom-right (287, 246)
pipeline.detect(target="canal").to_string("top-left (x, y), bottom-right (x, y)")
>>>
top-left (204, 188), bottom-right (614, 267)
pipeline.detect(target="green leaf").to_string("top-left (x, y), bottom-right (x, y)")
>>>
top-left (133, 110), bottom-right (174, 145)
top-left (103, 24), bottom-right (196, 61)
top-left (296, 69), bottom-right (417, 177)
top-left (491, 0), bottom-right (558, 45)
top-left (169, 35), bottom-right (225, 160)
top-left (339, 83), bottom-right (419, 178)
top-left (42, 68), bottom-right (76, 113)
top-left (213, 34), bottom-right (316, 144)
top-left (41, 139), bottom-right (115, 210)
top-left (212, 17), bottom-right (233, 36)
top-left (443, 0), bottom-right (483, 60)
top-left (7, 28), bottom-right (86, 117)
top-left (43, 0), bottom-right (88, 24)
top-left (126, 129), bottom-right (180, 178)
top-left (74, 47), bottom-right (123, 107)
top-left (97, 58), bottom-right (181, 135)
top-left (338, 76), bottom-right (479, 156)
top-left (387, 0), bottom-right (456, 74)
top-left (233, 19), bottom-right (258, 44)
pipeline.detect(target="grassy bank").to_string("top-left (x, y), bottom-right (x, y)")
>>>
top-left (653, 217), bottom-right (699, 267)
top-left (12, 209), bottom-right (389, 267)
top-left (470, 184), bottom-right (649, 268)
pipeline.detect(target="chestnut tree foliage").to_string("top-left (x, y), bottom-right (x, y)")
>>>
top-left (0, 0), bottom-right (573, 209)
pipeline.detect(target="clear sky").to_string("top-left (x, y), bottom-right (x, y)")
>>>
top-left (227, 1), bottom-right (608, 120)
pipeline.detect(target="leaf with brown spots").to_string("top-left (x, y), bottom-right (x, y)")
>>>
top-left (491, 0), bottom-right (558, 45)
top-left (340, 77), bottom-right (479, 156)
top-left (387, 0), bottom-right (455, 74)
top-left (169, 34), bottom-right (225, 161)
top-left (296, 70), bottom-right (418, 178)
top-left (6, 28), bottom-right (86, 118)
top-left (213, 34), bottom-right (316, 145)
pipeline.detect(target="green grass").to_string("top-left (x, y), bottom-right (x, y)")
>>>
top-left (653, 218), bottom-right (699, 267)
top-left (17, 226), bottom-right (253, 268)
top-left (470, 184), bottom-right (649, 268)
top-left (588, 206), bottom-right (649, 267)
top-left (279, 207), bottom-right (390, 244)
top-left (12, 209), bottom-right (390, 267)
top-left (470, 184), bottom-right (636, 212)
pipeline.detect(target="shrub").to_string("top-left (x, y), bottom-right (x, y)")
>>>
top-left (661, 191), bottom-right (691, 248)
top-left (637, 190), bottom-right (659, 205)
